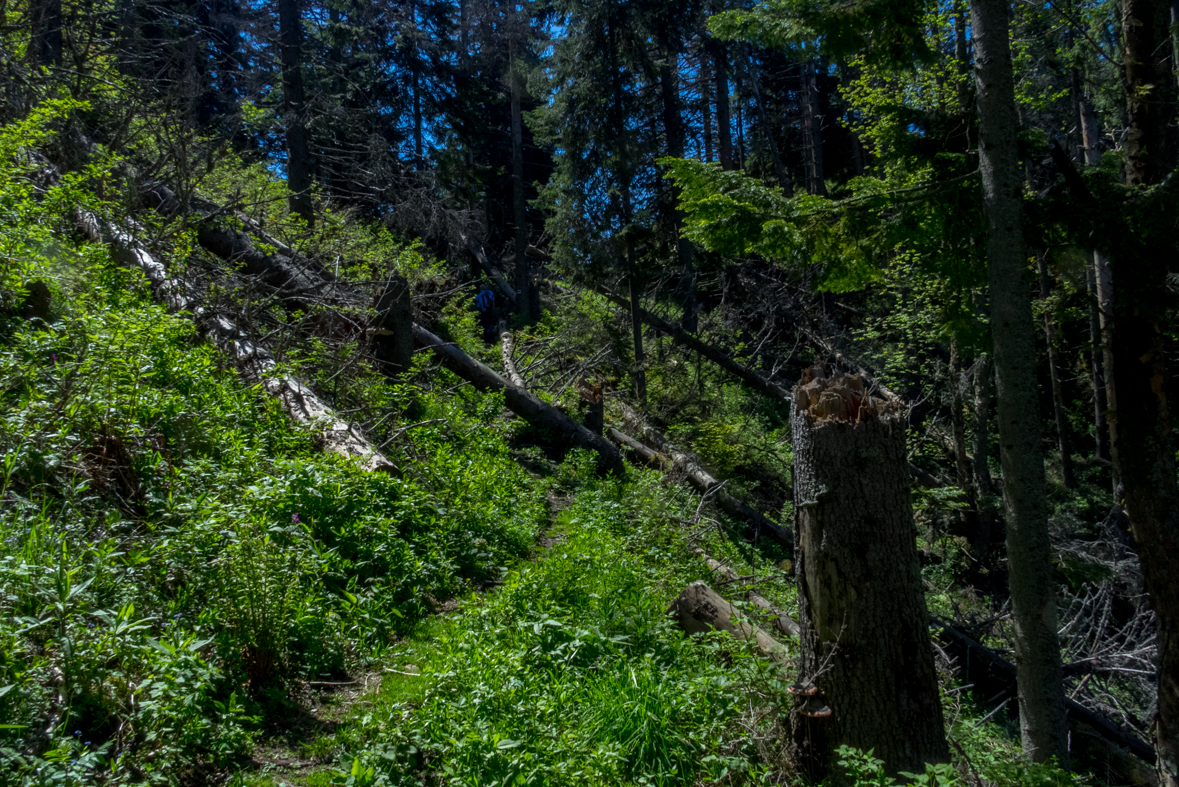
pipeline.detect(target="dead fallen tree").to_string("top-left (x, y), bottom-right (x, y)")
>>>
top-left (412, 324), bottom-right (625, 476)
top-left (667, 581), bottom-right (791, 667)
top-left (611, 401), bottom-right (793, 549)
top-left (694, 548), bottom-right (800, 639)
top-left (75, 208), bottom-right (397, 476)
top-left (595, 286), bottom-right (793, 401)
top-left (499, 321), bottom-right (527, 388)
top-left (934, 622), bottom-right (1157, 784)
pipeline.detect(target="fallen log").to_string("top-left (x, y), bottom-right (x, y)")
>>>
top-left (608, 427), bottom-right (671, 471)
top-left (595, 286), bottom-right (793, 401)
top-left (693, 548), bottom-right (800, 639)
top-left (412, 324), bottom-right (624, 476)
top-left (933, 622), bottom-right (1157, 782)
top-left (76, 208), bottom-right (397, 476)
top-left (612, 401), bottom-right (793, 549)
top-left (667, 581), bottom-right (791, 667)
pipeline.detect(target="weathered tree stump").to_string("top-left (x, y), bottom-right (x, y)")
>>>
top-left (371, 273), bottom-right (415, 378)
top-left (791, 367), bottom-right (948, 779)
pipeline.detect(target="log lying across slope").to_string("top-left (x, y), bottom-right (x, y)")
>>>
top-left (412, 324), bottom-right (624, 476)
top-left (668, 581), bottom-right (791, 667)
top-left (152, 190), bottom-right (626, 476)
top-left (694, 548), bottom-right (800, 639)
top-left (610, 400), bottom-right (793, 549)
top-left (75, 208), bottom-right (397, 476)
top-left (934, 622), bottom-right (1158, 782)
top-left (595, 286), bottom-right (793, 401)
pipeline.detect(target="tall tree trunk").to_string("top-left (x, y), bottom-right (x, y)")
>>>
top-left (1116, 1), bottom-right (1179, 782)
top-left (701, 51), bottom-right (713, 164)
top-left (277, 0), bottom-right (314, 225)
top-left (953, 0), bottom-right (976, 151)
top-left (791, 370), bottom-right (947, 779)
top-left (743, 48), bottom-right (792, 196)
top-left (801, 57), bottom-right (826, 196)
top-left (1037, 254), bottom-right (1076, 489)
top-left (510, 39), bottom-right (531, 321)
top-left (950, 340), bottom-right (979, 539)
top-left (32, 0), bottom-right (64, 67)
top-left (1077, 90), bottom-right (1111, 466)
top-left (658, 45), bottom-right (697, 333)
top-left (971, 0), bottom-right (1068, 762)
top-left (628, 250), bottom-right (646, 405)
top-left (712, 41), bottom-right (733, 170)
top-left (972, 353), bottom-right (995, 559)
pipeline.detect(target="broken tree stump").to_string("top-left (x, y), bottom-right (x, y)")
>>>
top-left (667, 581), bottom-right (791, 667)
top-left (371, 273), bottom-right (415, 378)
top-left (791, 367), bottom-right (948, 779)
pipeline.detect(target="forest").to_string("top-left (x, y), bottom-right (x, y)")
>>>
top-left (0, 0), bottom-right (1176, 784)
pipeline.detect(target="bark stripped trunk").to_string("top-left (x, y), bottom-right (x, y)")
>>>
top-left (668, 581), bottom-right (790, 667)
top-left (694, 548), bottom-right (800, 638)
top-left (278, 0), bottom-right (313, 225)
top-left (607, 418), bottom-right (793, 549)
top-left (76, 210), bottom-right (395, 475)
top-left (628, 261), bottom-right (647, 405)
top-left (790, 368), bottom-right (947, 778)
top-left (1038, 253), bottom-right (1077, 489)
top-left (972, 0), bottom-right (1068, 761)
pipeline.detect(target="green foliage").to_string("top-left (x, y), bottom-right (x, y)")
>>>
top-left (708, 0), bottom-right (934, 68)
top-left (832, 746), bottom-right (958, 787)
top-left (327, 466), bottom-right (795, 786)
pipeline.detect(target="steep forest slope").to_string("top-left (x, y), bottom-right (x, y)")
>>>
top-left (2, 0), bottom-right (1177, 786)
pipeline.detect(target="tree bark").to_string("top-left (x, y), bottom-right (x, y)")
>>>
top-left (372, 273), bottom-right (415, 378)
top-left (510, 39), bottom-right (531, 320)
top-left (712, 41), bottom-right (733, 170)
top-left (790, 369), bottom-right (947, 778)
top-left (972, 0), bottom-right (1068, 762)
top-left (1114, 2), bottom-right (1179, 781)
top-left (32, 0), bottom-right (64, 67)
top-left (277, 0), bottom-right (314, 225)
top-left (801, 57), bottom-right (826, 196)
top-left (667, 581), bottom-right (791, 667)
top-left (971, 353), bottom-right (996, 559)
top-left (701, 50), bottom-right (713, 164)
top-left (743, 48), bottom-right (792, 196)
top-left (1037, 253), bottom-right (1077, 489)
top-left (499, 321), bottom-right (526, 388)
top-left (658, 45), bottom-right (697, 333)
top-left (628, 264), bottom-right (647, 405)
top-left (412, 324), bottom-right (625, 476)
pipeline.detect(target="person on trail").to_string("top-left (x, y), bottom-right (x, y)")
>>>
top-left (475, 287), bottom-right (497, 341)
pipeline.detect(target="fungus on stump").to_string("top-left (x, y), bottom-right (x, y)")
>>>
top-left (790, 367), bottom-right (948, 780)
